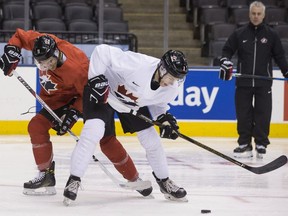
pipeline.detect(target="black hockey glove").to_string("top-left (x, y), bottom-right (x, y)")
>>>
top-left (87, 74), bottom-right (109, 104)
top-left (219, 57), bottom-right (233, 81)
top-left (156, 112), bottom-right (179, 140)
top-left (0, 45), bottom-right (22, 76)
top-left (55, 108), bottom-right (81, 136)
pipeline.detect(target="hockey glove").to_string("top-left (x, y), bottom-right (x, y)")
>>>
top-left (156, 112), bottom-right (179, 140)
top-left (87, 75), bottom-right (109, 104)
top-left (0, 45), bottom-right (22, 76)
top-left (284, 71), bottom-right (288, 78)
top-left (56, 108), bottom-right (81, 136)
top-left (219, 57), bottom-right (233, 81)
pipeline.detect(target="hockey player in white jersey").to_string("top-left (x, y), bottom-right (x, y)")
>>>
top-left (63, 44), bottom-right (189, 204)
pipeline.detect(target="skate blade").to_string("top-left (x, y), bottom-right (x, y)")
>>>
top-left (63, 197), bottom-right (72, 206)
top-left (124, 180), bottom-right (152, 190)
top-left (233, 151), bottom-right (253, 158)
top-left (145, 194), bottom-right (155, 199)
top-left (23, 186), bottom-right (56, 196)
top-left (164, 194), bottom-right (188, 202)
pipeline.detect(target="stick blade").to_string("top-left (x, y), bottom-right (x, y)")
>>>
top-left (119, 180), bottom-right (152, 190)
top-left (248, 155), bottom-right (287, 174)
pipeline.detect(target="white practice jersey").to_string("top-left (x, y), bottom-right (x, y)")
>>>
top-left (88, 44), bottom-right (181, 119)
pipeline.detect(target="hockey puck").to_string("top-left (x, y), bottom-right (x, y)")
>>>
top-left (201, 209), bottom-right (211, 214)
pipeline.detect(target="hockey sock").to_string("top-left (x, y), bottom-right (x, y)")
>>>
top-left (100, 135), bottom-right (138, 181)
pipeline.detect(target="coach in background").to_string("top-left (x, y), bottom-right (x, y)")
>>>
top-left (219, 1), bottom-right (288, 159)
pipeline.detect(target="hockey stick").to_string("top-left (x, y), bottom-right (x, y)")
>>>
top-left (233, 73), bottom-right (288, 81)
top-left (92, 156), bottom-right (150, 190)
top-left (108, 97), bottom-right (288, 175)
top-left (12, 71), bottom-right (151, 190)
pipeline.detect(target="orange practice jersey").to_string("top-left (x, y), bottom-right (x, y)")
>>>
top-left (8, 28), bottom-right (89, 112)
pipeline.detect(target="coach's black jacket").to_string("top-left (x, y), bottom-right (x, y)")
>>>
top-left (222, 22), bottom-right (288, 87)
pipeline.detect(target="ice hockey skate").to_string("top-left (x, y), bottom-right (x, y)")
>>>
top-left (256, 145), bottom-right (266, 159)
top-left (134, 177), bottom-right (153, 198)
top-left (152, 172), bottom-right (187, 202)
top-left (233, 144), bottom-right (253, 158)
top-left (23, 161), bottom-right (56, 196)
top-left (63, 175), bottom-right (82, 206)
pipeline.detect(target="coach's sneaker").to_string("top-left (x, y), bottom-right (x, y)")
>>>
top-left (152, 172), bottom-right (187, 202)
top-left (233, 144), bottom-right (253, 158)
top-left (256, 145), bottom-right (266, 159)
top-left (23, 161), bottom-right (56, 196)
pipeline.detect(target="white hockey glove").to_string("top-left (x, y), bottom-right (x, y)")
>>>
top-left (219, 57), bottom-right (233, 81)
top-left (0, 45), bottom-right (22, 76)
top-left (156, 112), bottom-right (179, 140)
top-left (87, 75), bottom-right (109, 104)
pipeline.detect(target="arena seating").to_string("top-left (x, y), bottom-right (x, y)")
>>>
top-left (185, 0), bottom-right (288, 65)
top-left (0, 0), bottom-right (128, 33)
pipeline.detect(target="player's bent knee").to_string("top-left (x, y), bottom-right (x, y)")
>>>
top-left (137, 127), bottom-right (161, 150)
top-left (28, 114), bottom-right (52, 144)
top-left (100, 135), bottom-right (127, 163)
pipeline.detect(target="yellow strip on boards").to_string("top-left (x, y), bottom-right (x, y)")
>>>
top-left (0, 121), bottom-right (287, 138)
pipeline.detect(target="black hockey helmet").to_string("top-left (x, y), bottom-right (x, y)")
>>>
top-left (32, 35), bottom-right (57, 62)
top-left (160, 50), bottom-right (188, 79)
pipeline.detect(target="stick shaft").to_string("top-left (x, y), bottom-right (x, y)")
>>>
top-left (107, 97), bottom-right (287, 174)
top-left (13, 71), bottom-right (79, 141)
top-left (233, 73), bottom-right (288, 81)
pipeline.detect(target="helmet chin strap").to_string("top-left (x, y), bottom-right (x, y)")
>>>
top-left (55, 49), bottom-right (65, 67)
top-left (151, 65), bottom-right (161, 90)
top-left (155, 62), bottom-right (168, 82)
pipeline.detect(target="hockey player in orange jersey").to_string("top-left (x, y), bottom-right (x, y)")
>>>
top-left (0, 28), bottom-right (152, 196)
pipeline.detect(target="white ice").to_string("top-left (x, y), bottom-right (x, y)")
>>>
top-left (0, 135), bottom-right (287, 216)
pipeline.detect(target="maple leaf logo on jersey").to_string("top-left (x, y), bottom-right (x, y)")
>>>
top-left (115, 85), bottom-right (138, 106)
top-left (39, 74), bottom-right (57, 94)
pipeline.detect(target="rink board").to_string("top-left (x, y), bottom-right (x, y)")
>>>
top-left (0, 67), bottom-right (287, 137)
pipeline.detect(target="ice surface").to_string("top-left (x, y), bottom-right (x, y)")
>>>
top-left (0, 135), bottom-right (287, 216)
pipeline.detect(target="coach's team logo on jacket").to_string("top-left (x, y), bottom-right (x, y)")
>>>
top-left (261, 37), bottom-right (268, 43)
top-left (39, 72), bottom-right (57, 94)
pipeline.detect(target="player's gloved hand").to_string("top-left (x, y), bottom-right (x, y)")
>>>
top-left (219, 57), bottom-right (233, 81)
top-left (0, 45), bottom-right (22, 76)
top-left (56, 108), bottom-right (81, 136)
top-left (87, 74), bottom-right (109, 104)
top-left (156, 112), bottom-right (179, 140)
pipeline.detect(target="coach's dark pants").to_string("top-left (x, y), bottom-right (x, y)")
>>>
top-left (235, 86), bottom-right (272, 147)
